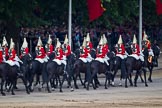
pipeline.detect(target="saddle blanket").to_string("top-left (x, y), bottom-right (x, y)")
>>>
top-left (79, 57), bottom-right (87, 63)
top-left (95, 57), bottom-right (104, 63)
top-left (53, 59), bottom-right (62, 65)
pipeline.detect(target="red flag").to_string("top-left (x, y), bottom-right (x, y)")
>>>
top-left (87, 0), bottom-right (106, 22)
top-left (156, 0), bottom-right (162, 15)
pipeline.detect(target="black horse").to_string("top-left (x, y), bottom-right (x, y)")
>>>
top-left (125, 55), bottom-right (148, 88)
top-left (0, 62), bottom-right (30, 96)
top-left (46, 53), bottom-right (76, 92)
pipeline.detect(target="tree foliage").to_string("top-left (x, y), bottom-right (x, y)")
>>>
top-left (0, 0), bottom-right (161, 37)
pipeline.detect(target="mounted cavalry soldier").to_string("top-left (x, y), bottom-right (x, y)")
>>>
top-left (85, 33), bottom-right (93, 62)
top-left (2, 36), bottom-right (9, 61)
top-left (142, 31), bottom-right (154, 63)
top-left (115, 35), bottom-right (127, 79)
top-left (20, 37), bottom-right (30, 59)
top-left (95, 36), bottom-right (109, 66)
top-left (79, 37), bottom-right (89, 63)
top-left (35, 37), bottom-right (48, 63)
top-left (62, 34), bottom-right (71, 59)
top-left (102, 34), bottom-right (110, 63)
top-left (45, 35), bottom-right (54, 59)
top-left (5, 38), bottom-right (20, 67)
top-left (53, 38), bottom-right (67, 72)
top-left (130, 35), bottom-right (144, 64)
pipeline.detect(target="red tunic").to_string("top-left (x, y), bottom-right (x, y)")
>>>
top-left (20, 47), bottom-right (29, 58)
top-left (86, 42), bottom-right (93, 53)
top-left (55, 48), bottom-right (63, 60)
top-left (146, 40), bottom-right (151, 50)
top-left (116, 44), bottom-right (125, 55)
top-left (8, 49), bottom-right (16, 61)
top-left (46, 44), bottom-right (54, 56)
top-left (80, 48), bottom-right (88, 58)
top-left (103, 44), bottom-right (109, 54)
top-left (96, 46), bottom-right (105, 58)
top-left (36, 47), bottom-right (46, 58)
top-left (0, 50), bottom-right (3, 63)
top-left (63, 45), bottom-right (71, 57)
top-left (132, 44), bottom-right (140, 56)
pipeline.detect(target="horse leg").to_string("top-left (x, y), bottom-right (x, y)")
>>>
top-left (134, 71), bottom-right (139, 87)
top-left (58, 76), bottom-right (63, 92)
top-left (129, 73), bottom-right (133, 86)
top-left (125, 72), bottom-right (128, 88)
top-left (34, 74), bottom-right (40, 86)
top-left (73, 73), bottom-right (79, 89)
top-left (11, 80), bottom-right (16, 95)
top-left (139, 71), bottom-right (144, 83)
top-left (148, 66), bottom-right (153, 82)
top-left (112, 69), bottom-right (118, 86)
top-left (66, 74), bottom-right (74, 92)
top-left (21, 76), bottom-right (30, 94)
top-left (143, 68), bottom-right (148, 87)
top-left (1, 78), bottom-right (6, 96)
top-left (105, 74), bottom-right (108, 89)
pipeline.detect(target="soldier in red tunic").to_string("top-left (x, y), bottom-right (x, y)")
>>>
top-left (0, 44), bottom-right (3, 63)
top-left (79, 37), bottom-right (89, 63)
top-left (20, 37), bottom-right (30, 59)
top-left (115, 35), bottom-right (126, 59)
top-left (62, 35), bottom-right (71, 59)
top-left (45, 35), bottom-right (54, 59)
top-left (115, 35), bottom-right (126, 81)
top-left (130, 35), bottom-right (144, 62)
top-left (5, 38), bottom-right (20, 67)
top-left (102, 34), bottom-right (110, 64)
top-left (2, 36), bottom-right (9, 61)
top-left (35, 37), bottom-right (47, 63)
top-left (142, 31), bottom-right (154, 63)
top-left (85, 33), bottom-right (93, 62)
top-left (53, 38), bottom-right (67, 72)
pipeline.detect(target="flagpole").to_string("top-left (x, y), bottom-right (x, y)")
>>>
top-left (68, 0), bottom-right (72, 49)
top-left (139, 0), bottom-right (142, 52)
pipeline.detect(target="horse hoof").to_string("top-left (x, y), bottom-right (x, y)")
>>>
top-left (70, 88), bottom-right (74, 92)
top-left (125, 86), bottom-right (128, 88)
top-left (1, 92), bottom-right (6, 96)
top-left (148, 79), bottom-right (152, 82)
top-left (75, 86), bottom-right (79, 89)
top-left (105, 87), bottom-right (108, 89)
top-left (118, 83), bottom-right (122, 86)
top-left (38, 88), bottom-right (41, 92)
top-left (111, 82), bottom-right (115, 86)
top-left (134, 85), bottom-right (137, 87)
top-left (60, 90), bottom-right (63, 92)
top-left (145, 84), bottom-right (148, 87)
top-left (12, 93), bottom-right (15, 95)
top-left (27, 91), bottom-right (30, 94)
top-left (48, 91), bottom-right (51, 93)
top-left (51, 88), bottom-right (55, 91)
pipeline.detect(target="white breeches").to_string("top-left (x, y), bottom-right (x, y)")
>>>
top-left (95, 58), bottom-right (104, 63)
top-left (14, 56), bottom-right (23, 64)
top-left (129, 54), bottom-right (139, 60)
top-left (79, 57), bottom-right (87, 63)
top-left (149, 49), bottom-right (154, 56)
top-left (61, 59), bottom-right (67, 66)
top-left (87, 53), bottom-right (93, 62)
top-left (116, 54), bottom-right (125, 59)
top-left (53, 59), bottom-right (62, 65)
top-left (35, 58), bottom-right (44, 63)
top-left (5, 60), bottom-right (20, 67)
top-left (103, 58), bottom-right (109, 66)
